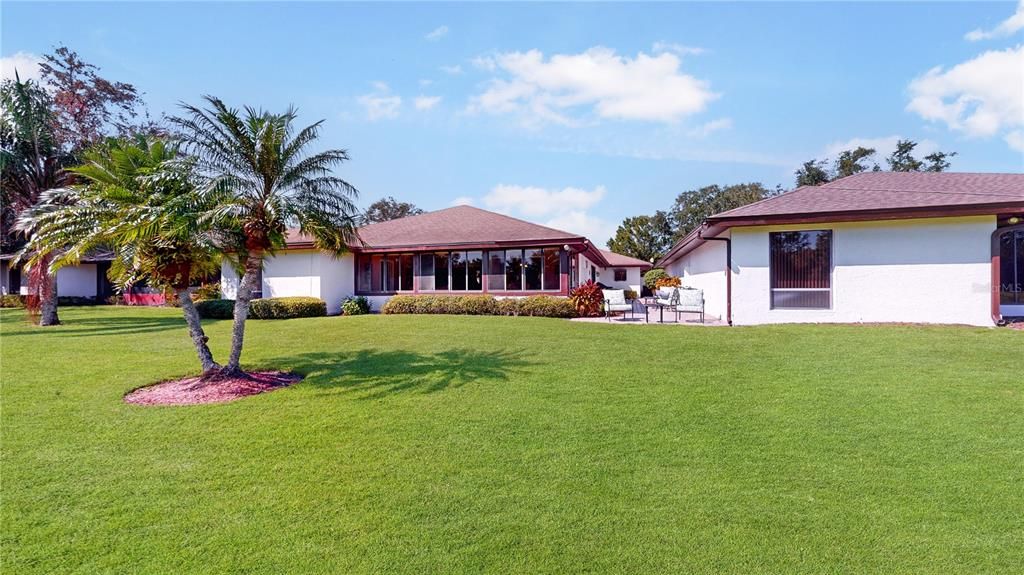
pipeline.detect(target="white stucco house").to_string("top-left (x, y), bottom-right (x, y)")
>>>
top-left (656, 172), bottom-right (1024, 326)
top-left (0, 254), bottom-right (115, 301)
top-left (221, 205), bottom-right (652, 314)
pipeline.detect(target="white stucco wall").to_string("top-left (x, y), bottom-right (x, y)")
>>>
top-left (220, 251), bottom-right (355, 315)
top-left (56, 264), bottom-right (98, 298)
top-left (726, 216), bottom-right (996, 326)
top-left (666, 235), bottom-right (728, 321)
top-left (599, 266), bottom-right (646, 291)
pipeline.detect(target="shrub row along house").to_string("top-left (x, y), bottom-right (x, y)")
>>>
top-left (219, 205), bottom-right (651, 314)
top-left (656, 172), bottom-right (1024, 326)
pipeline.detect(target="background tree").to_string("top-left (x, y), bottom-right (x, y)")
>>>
top-left (834, 146), bottom-right (879, 178)
top-left (670, 183), bottom-right (779, 241)
top-left (797, 139), bottom-right (957, 187)
top-left (795, 160), bottom-right (831, 186)
top-left (363, 196), bottom-right (423, 224)
top-left (887, 139), bottom-right (957, 172)
top-left (0, 75), bottom-right (72, 325)
top-left (39, 46), bottom-right (153, 152)
top-left (607, 211), bottom-right (672, 263)
top-left (19, 136), bottom-right (223, 371)
top-left (172, 96), bottom-right (360, 376)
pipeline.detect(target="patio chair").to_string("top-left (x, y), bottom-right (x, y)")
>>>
top-left (675, 288), bottom-right (705, 323)
top-left (655, 286), bottom-right (680, 306)
top-left (604, 289), bottom-right (633, 321)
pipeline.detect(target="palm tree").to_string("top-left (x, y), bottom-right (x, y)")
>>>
top-left (20, 136), bottom-right (224, 373)
top-left (1, 75), bottom-right (72, 326)
top-left (172, 96), bottom-right (360, 375)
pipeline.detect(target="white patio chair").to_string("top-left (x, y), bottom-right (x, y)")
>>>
top-left (675, 288), bottom-right (705, 323)
top-left (603, 289), bottom-right (633, 321)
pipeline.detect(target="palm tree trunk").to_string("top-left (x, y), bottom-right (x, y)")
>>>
top-left (224, 254), bottom-right (262, 374)
top-left (176, 288), bottom-right (221, 374)
top-left (38, 255), bottom-right (60, 326)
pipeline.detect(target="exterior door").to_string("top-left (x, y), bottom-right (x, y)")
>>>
top-left (999, 228), bottom-right (1024, 317)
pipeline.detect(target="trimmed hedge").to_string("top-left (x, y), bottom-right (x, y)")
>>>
top-left (496, 295), bottom-right (578, 318)
top-left (1, 294), bottom-right (24, 308)
top-left (195, 297), bottom-right (327, 320)
top-left (195, 299), bottom-right (234, 319)
top-left (249, 297), bottom-right (327, 319)
top-left (381, 294), bottom-right (577, 318)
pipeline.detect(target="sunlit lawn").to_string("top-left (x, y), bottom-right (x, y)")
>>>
top-left (1, 306), bottom-right (1021, 573)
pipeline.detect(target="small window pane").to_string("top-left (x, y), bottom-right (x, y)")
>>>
top-left (357, 255), bottom-right (372, 292)
top-left (505, 249), bottom-right (523, 291)
top-left (524, 249), bottom-right (543, 290)
top-left (451, 251), bottom-right (466, 291)
top-left (418, 254), bottom-right (435, 291)
top-left (488, 251), bottom-right (505, 291)
top-left (614, 269), bottom-right (627, 282)
top-left (543, 249), bottom-right (561, 290)
top-left (435, 252), bottom-right (449, 291)
top-left (467, 251), bottom-right (483, 291)
top-left (399, 254), bottom-right (414, 291)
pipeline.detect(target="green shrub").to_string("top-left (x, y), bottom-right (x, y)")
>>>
top-left (517, 295), bottom-right (577, 318)
top-left (249, 296), bottom-right (327, 319)
top-left (643, 268), bottom-right (668, 290)
top-left (341, 296), bottom-right (371, 316)
top-left (195, 299), bottom-right (235, 319)
top-left (1, 294), bottom-right (25, 308)
top-left (193, 283), bottom-right (221, 301)
top-left (382, 294), bottom-right (576, 318)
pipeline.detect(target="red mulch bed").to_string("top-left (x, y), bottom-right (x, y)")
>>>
top-left (124, 371), bottom-right (302, 406)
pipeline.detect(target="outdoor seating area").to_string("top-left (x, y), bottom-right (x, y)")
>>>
top-left (589, 285), bottom-right (713, 325)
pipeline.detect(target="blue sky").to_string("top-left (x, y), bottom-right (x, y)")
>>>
top-left (3, 1), bottom-right (1023, 246)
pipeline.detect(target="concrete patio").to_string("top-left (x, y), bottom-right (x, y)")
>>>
top-left (571, 304), bottom-right (726, 326)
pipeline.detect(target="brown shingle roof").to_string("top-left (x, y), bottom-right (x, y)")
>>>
top-left (599, 249), bottom-right (653, 268)
top-left (285, 205), bottom-right (585, 250)
top-left (713, 172), bottom-right (1024, 220)
top-left (657, 172), bottom-right (1024, 267)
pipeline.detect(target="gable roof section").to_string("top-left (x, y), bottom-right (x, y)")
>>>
top-left (658, 172), bottom-right (1024, 267)
top-left (354, 205), bottom-right (583, 248)
top-left (712, 172), bottom-right (1024, 221)
top-left (283, 205), bottom-right (612, 263)
top-left (599, 249), bottom-right (653, 268)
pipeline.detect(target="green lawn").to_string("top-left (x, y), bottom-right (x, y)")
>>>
top-left (1, 306), bottom-right (1022, 574)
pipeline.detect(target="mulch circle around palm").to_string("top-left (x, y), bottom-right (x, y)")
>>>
top-left (124, 371), bottom-right (302, 406)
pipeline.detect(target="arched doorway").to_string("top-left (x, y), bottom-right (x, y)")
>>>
top-left (994, 223), bottom-right (1024, 320)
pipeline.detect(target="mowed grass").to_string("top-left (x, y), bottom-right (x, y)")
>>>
top-left (1, 307), bottom-right (1021, 574)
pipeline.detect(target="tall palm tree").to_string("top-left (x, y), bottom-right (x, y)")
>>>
top-left (20, 136), bottom-right (224, 373)
top-left (172, 96), bottom-right (360, 375)
top-left (1, 75), bottom-right (72, 326)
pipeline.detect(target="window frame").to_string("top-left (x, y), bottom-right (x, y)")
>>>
top-left (768, 229), bottom-right (833, 310)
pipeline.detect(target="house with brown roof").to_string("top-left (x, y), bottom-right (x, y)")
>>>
top-left (656, 172), bottom-right (1024, 326)
top-left (220, 205), bottom-right (651, 314)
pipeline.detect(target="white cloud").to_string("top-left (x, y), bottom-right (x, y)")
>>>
top-left (483, 184), bottom-right (606, 217)
top-left (419, 78), bottom-right (433, 87)
top-left (414, 95), bottom-right (442, 111)
top-left (467, 47), bottom-right (718, 126)
top-left (907, 45), bottom-right (1023, 148)
top-left (822, 135), bottom-right (939, 163)
top-left (358, 82), bottom-right (401, 120)
top-left (425, 25), bottom-right (449, 41)
top-left (543, 211), bottom-right (616, 249)
top-left (652, 42), bottom-right (705, 56)
top-left (966, 1), bottom-right (1024, 41)
top-left (0, 52), bottom-right (42, 82)
top-left (688, 117), bottom-right (732, 138)
top-left (451, 196), bottom-right (475, 206)
top-left (471, 55), bottom-right (497, 71)
top-left (440, 64), bottom-right (463, 75)
top-left (1006, 130), bottom-right (1024, 152)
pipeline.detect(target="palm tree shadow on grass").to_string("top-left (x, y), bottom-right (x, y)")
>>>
top-left (266, 348), bottom-right (534, 399)
top-left (1, 312), bottom-right (189, 338)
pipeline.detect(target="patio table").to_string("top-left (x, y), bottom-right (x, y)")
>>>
top-left (639, 298), bottom-right (677, 324)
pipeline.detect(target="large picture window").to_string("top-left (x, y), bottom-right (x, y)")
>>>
top-left (770, 230), bottom-right (832, 309)
top-left (355, 247), bottom-right (564, 294)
